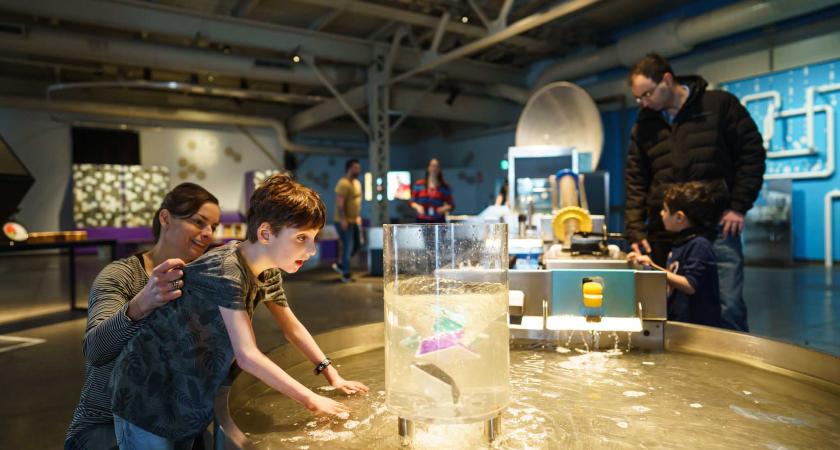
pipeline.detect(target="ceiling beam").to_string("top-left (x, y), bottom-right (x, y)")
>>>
top-left (290, 0), bottom-right (546, 51)
top-left (466, 0), bottom-right (491, 28)
top-left (429, 12), bottom-right (451, 55)
top-left (390, 0), bottom-right (599, 85)
top-left (229, 0), bottom-right (260, 17)
top-left (285, 83), bottom-right (519, 132)
top-left (0, 0), bottom-right (526, 86)
top-left (309, 8), bottom-right (343, 31)
top-left (286, 85), bottom-right (367, 133)
top-left (0, 25), bottom-right (365, 87)
top-left (391, 89), bottom-right (519, 124)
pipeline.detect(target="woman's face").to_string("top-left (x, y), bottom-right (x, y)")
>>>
top-left (428, 159), bottom-right (440, 176)
top-left (162, 202), bottom-right (221, 262)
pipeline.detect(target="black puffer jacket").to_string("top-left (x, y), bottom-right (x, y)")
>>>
top-left (624, 76), bottom-right (766, 242)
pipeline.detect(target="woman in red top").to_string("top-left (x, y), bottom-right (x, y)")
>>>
top-left (409, 158), bottom-right (455, 223)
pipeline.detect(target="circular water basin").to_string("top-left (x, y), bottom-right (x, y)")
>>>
top-left (216, 322), bottom-right (840, 449)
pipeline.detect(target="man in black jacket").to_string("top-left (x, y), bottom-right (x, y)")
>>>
top-left (624, 53), bottom-right (766, 332)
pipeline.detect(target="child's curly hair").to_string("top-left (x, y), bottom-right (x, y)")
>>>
top-left (246, 173), bottom-right (326, 242)
top-left (662, 181), bottom-right (720, 229)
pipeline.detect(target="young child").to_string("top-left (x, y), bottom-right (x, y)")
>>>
top-left (627, 182), bottom-right (722, 327)
top-left (107, 174), bottom-right (368, 448)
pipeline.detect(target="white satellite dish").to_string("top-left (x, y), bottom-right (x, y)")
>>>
top-left (516, 81), bottom-right (604, 168)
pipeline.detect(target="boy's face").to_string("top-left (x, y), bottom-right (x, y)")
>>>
top-left (265, 225), bottom-right (320, 273)
top-left (660, 204), bottom-right (688, 232)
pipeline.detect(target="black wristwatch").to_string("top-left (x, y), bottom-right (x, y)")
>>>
top-left (314, 357), bottom-right (332, 375)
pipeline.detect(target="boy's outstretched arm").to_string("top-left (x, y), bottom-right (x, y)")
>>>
top-left (265, 302), bottom-right (369, 395)
top-left (627, 251), bottom-right (696, 294)
top-left (218, 306), bottom-right (350, 416)
top-left (663, 271), bottom-right (696, 295)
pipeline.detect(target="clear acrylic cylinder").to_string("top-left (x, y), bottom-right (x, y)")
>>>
top-left (383, 223), bottom-right (509, 423)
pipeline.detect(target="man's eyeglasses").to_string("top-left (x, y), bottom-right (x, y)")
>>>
top-left (635, 80), bottom-right (663, 104)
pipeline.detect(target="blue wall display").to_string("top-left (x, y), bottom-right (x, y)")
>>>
top-left (721, 59), bottom-right (840, 261)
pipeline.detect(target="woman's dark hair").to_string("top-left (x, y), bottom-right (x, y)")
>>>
top-left (246, 173), bottom-right (326, 242)
top-left (152, 183), bottom-right (219, 243)
top-left (425, 158), bottom-right (449, 189)
top-left (628, 52), bottom-right (674, 85)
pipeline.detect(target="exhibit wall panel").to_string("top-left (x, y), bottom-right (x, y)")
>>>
top-left (140, 127), bottom-right (283, 216)
top-left (0, 107), bottom-right (72, 232)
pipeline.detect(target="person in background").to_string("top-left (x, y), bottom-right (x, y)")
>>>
top-left (409, 158), bottom-right (454, 223)
top-left (624, 53), bottom-right (765, 332)
top-left (495, 180), bottom-right (509, 207)
top-left (332, 159), bottom-right (363, 283)
top-left (65, 183), bottom-right (220, 450)
top-left (628, 182), bottom-right (722, 327)
top-left (108, 174), bottom-right (368, 449)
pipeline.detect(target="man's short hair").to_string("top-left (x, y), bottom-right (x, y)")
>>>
top-left (662, 182), bottom-right (718, 229)
top-left (246, 173), bottom-right (326, 241)
top-left (345, 158), bottom-right (360, 172)
top-left (628, 53), bottom-right (674, 85)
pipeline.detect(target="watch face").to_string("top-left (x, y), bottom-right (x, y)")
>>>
top-left (3, 222), bottom-right (28, 242)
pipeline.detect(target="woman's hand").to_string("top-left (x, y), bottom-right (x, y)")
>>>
top-left (412, 203), bottom-right (425, 215)
top-left (305, 394), bottom-right (350, 417)
top-left (127, 258), bottom-right (185, 321)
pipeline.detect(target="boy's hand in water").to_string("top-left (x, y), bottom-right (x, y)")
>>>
top-left (324, 367), bottom-right (369, 395)
top-left (306, 394), bottom-right (350, 417)
top-left (330, 377), bottom-right (370, 395)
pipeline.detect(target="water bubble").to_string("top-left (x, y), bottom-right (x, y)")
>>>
top-left (623, 391), bottom-right (646, 398)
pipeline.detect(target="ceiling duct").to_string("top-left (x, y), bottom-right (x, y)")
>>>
top-left (534, 0), bottom-right (839, 88)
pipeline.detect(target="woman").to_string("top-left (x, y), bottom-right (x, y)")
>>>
top-left (409, 158), bottom-right (454, 223)
top-left (65, 183), bottom-right (220, 450)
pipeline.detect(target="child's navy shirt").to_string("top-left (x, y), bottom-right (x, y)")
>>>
top-left (666, 234), bottom-right (722, 327)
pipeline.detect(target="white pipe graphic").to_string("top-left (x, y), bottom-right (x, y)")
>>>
top-left (825, 189), bottom-right (840, 268)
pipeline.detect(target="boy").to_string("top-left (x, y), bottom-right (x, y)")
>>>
top-left (627, 182), bottom-right (722, 327)
top-left (107, 174), bottom-right (368, 448)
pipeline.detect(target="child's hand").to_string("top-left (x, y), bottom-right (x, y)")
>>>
top-left (331, 377), bottom-right (370, 395)
top-left (627, 252), bottom-right (653, 267)
top-left (306, 394), bottom-right (350, 417)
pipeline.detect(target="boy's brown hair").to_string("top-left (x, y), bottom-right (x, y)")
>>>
top-left (246, 173), bottom-right (326, 242)
top-left (662, 182), bottom-right (718, 230)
